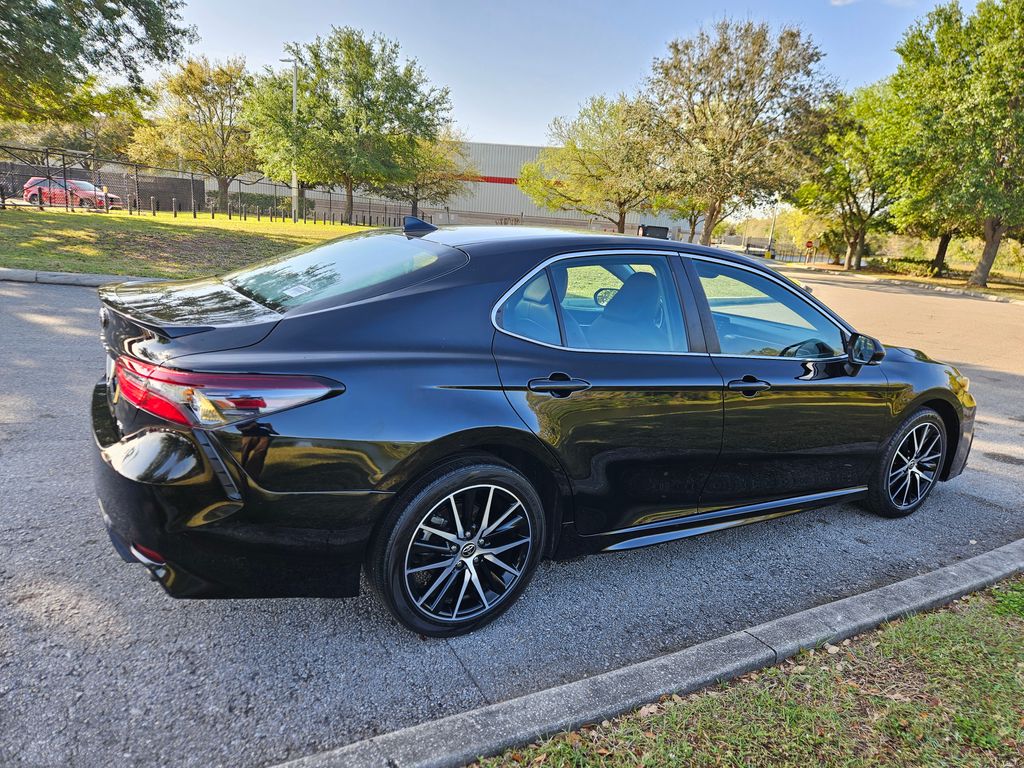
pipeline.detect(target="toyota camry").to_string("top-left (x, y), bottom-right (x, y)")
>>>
top-left (92, 219), bottom-right (975, 636)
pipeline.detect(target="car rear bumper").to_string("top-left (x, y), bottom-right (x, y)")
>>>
top-left (91, 380), bottom-right (387, 598)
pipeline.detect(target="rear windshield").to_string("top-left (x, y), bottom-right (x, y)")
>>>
top-left (224, 230), bottom-right (468, 312)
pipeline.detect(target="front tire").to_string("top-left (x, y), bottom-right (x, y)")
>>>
top-left (368, 459), bottom-right (545, 637)
top-left (864, 408), bottom-right (947, 518)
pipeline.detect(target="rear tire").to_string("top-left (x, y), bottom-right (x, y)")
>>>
top-left (367, 458), bottom-right (545, 637)
top-left (863, 408), bottom-right (947, 518)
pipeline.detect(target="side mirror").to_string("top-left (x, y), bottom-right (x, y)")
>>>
top-left (594, 287), bottom-right (619, 307)
top-left (848, 333), bottom-right (885, 365)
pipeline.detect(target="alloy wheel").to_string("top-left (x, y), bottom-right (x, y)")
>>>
top-left (887, 422), bottom-right (943, 509)
top-left (403, 484), bottom-right (533, 623)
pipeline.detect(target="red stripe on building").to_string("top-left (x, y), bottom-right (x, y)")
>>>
top-left (475, 175), bottom-right (518, 185)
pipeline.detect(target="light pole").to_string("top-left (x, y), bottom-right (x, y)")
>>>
top-left (766, 194), bottom-right (780, 258)
top-left (280, 57), bottom-right (298, 223)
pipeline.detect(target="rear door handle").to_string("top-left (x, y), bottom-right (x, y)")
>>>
top-left (527, 372), bottom-right (591, 397)
top-left (727, 376), bottom-right (771, 395)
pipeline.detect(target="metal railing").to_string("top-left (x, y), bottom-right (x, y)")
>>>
top-left (715, 234), bottom-right (833, 264)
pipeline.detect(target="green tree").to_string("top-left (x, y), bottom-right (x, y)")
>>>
top-left (518, 95), bottom-right (656, 233)
top-left (129, 57), bottom-right (256, 209)
top-left (243, 27), bottom-right (450, 223)
top-left (368, 129), bottom-right (477, 217)
top-left (650, 19), bottom-right (833, 245)
top-left (0, 84), bottom-right (150, 168)
top-left (893, 0), bottom-right (1024, 287)
top-left (0, 0), bottom-right (191, 122)
top-left (794, 85), bottom-right (896, 270)
top-left (651, 193), bottom-right (705, 242)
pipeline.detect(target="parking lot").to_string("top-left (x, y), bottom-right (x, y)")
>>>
top-left (1, 273), bottom-right (1022, 768)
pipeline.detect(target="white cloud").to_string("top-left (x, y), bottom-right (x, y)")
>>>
top-left (830, 0), bottom-right (861, 6)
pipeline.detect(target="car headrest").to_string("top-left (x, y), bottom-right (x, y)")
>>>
top-left (522, 274), bottom-right (552, 304)
top-left (602, 272), bottom-right (659, 321)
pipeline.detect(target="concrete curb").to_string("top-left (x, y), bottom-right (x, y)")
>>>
top-left (276, 538), bottom-right (1024, 768)
top-left (0, 266), bottom-right (160, 287)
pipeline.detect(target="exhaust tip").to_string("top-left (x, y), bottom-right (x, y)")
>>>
top-left (130, 543), bottom-right (168, 580)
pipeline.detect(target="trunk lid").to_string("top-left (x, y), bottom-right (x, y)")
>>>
top-left (98, 277), bottom-right (281, 364)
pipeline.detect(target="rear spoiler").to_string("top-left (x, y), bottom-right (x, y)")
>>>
top-left (99, 285), bottom-right (214, 339)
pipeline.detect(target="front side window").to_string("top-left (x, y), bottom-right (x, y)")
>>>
top-left (694, 260), bottom-right (844, 358)
top-left (497, 254), bottom-right (687, 353)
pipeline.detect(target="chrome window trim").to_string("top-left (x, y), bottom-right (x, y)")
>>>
top-left (490, 248), bottom-right (707, 357)
top-left (686, 252), bottom-right (853, 363)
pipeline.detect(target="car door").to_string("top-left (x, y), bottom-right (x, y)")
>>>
top-left (50, 180), bottom-right (69, 206)
top-left (492, 250), bottom-right (724, 537)
top-left (684, 255), bottom-right (891, 512)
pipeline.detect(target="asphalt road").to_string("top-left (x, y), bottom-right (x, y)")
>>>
top-left (1, 273), bottom-right (1022, 768)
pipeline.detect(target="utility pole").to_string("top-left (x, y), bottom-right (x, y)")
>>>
top-left (281, 56), bottom-right (299, 222)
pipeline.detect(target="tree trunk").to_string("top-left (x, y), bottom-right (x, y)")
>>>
top-left (410, 197), bottom-right (419, 218)
top-left (699, 201), bottom-right (721, 246)
top-left (344, 178), bottom-right (354, 224)
top-left (216, 177), bottom-right (230, 210)
top-left (616, 209), bottom-right (626, 234)
top-left (929, 231), bottom-right (953, 277)
top-left (687, 215), bottom-right (698, 243)
top-left (843, 235), bottom-right (858, 270)
top-left (968, 216), bottom-right (1006, 287)
top-left (853, 233), bottom-right (865, 270)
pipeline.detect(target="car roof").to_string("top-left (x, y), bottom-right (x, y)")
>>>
top-left (420, 225), bottom-right (770, 271)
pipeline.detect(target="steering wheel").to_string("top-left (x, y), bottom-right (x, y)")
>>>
top-left (654, 298), bottom-right (666, 330)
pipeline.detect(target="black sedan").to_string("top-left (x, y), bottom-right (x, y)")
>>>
top-left (92, 220), bottom-right (976, 636)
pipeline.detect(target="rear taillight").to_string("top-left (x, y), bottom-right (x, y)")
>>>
top-left (113, 355), bottom-right (338, 427)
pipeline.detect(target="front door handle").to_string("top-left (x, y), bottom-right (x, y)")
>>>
top-left (727, 376), bottom-right (772, 396)
top-left (527, 372), bottom-right (591, 397)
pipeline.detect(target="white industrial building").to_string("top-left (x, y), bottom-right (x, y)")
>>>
top-left (184, 139), bottom-right (700, 237)
top-left (417, 141), bottom-right (694, 237)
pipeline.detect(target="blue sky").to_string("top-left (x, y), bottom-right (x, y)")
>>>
top-left (177, 0), bottom-right (960, 145)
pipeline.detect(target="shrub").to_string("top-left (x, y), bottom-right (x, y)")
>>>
top-left (866, 256), bottom-right (934, 276)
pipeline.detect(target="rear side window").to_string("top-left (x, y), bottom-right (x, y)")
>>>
top-left (225, 230), bottom-right (468, 312)
top-left (497, 254), bottom-right (687, 352)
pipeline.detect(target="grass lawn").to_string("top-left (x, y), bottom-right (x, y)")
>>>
top-left (480, 578), bottom-right (1024, 767)
top-left (0, 207), bottom-right (366, 279)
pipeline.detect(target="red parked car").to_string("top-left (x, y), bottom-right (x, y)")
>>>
top-left (22, 177), bottom-right (123, 210)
